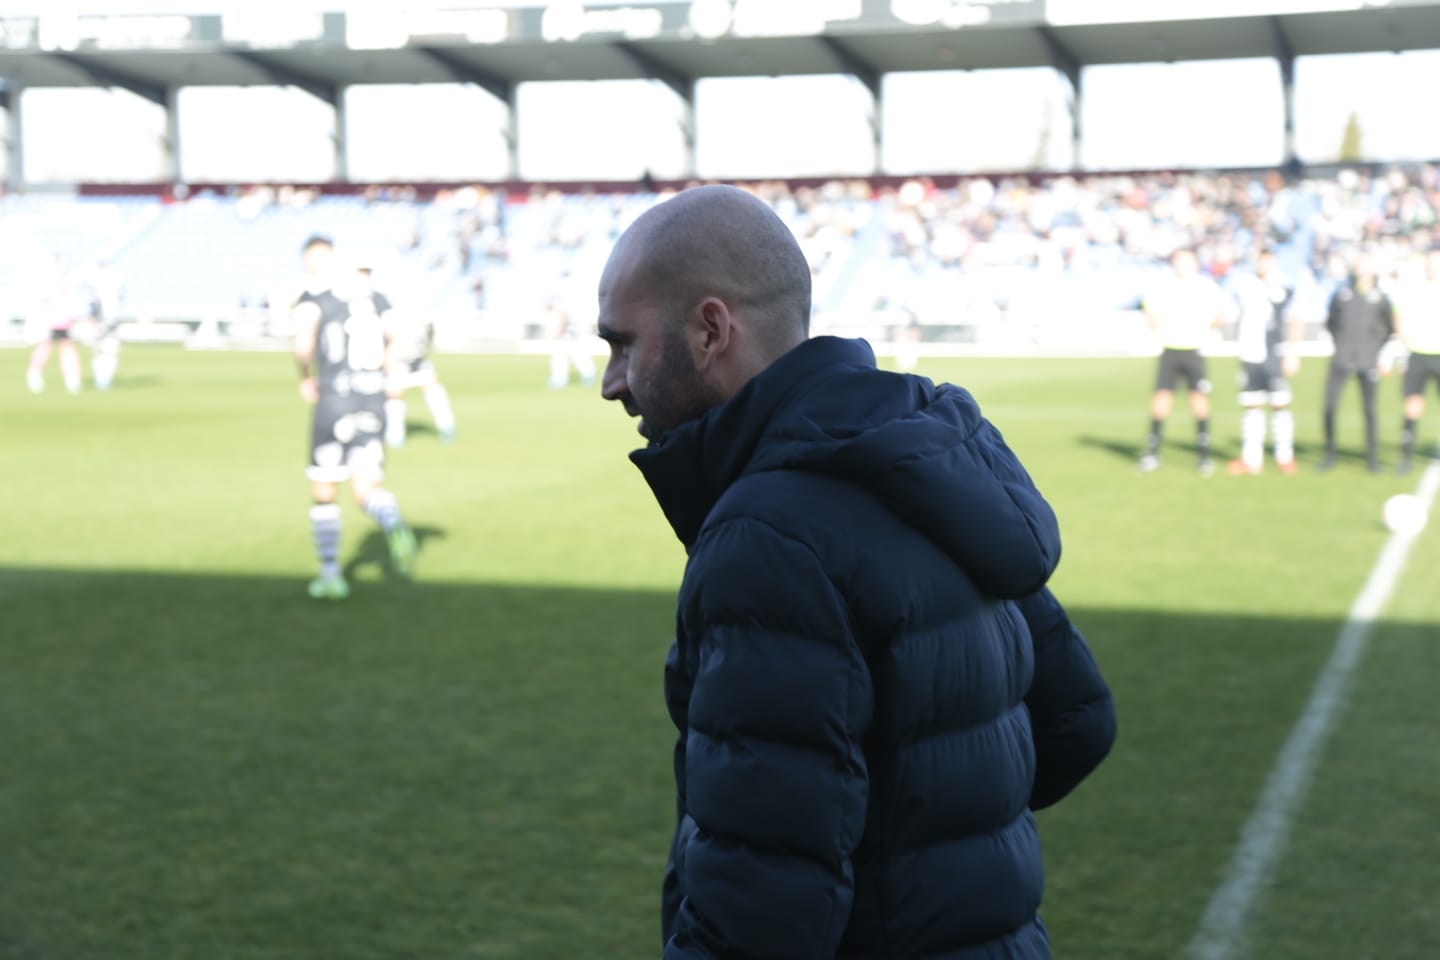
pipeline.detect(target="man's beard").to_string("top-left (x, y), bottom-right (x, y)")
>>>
top-left (640, 323), bottom-right (720, 443)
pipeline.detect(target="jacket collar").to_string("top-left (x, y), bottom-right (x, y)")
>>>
top-left (629, 337), bottom-right (875, 548)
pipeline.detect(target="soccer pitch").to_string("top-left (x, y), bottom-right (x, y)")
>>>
top-left (4, 346), bottom-right (1437, 960)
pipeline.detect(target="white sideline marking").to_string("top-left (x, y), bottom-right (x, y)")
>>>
top-left (1184, 453), bottom-right (1440, 960)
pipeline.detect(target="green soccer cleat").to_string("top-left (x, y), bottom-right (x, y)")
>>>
top-left (387, 523), bottom-right (418, 578)
top-left (307, 574), bottom-right (350, 600)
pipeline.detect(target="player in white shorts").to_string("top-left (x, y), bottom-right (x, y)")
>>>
top-left (1227, 250), bottom-right (1302, 475)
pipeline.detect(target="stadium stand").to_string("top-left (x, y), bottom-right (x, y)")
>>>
top-left (3, 162), bottom-right (1436, 356)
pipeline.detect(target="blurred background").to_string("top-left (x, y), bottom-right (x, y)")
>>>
top-left (4, 3), bottom-right (1440, 959)
top-left (2, 0), bottom-right (1439, 357)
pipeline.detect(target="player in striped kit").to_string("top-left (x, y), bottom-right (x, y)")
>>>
top-left (1227, 250), bottom-right (1301, 475)
top-left (293, 235), bottom-right (418, 600)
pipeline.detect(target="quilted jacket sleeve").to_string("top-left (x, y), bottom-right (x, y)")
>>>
top-left (662, 641), bottom-right (689, 948)
top-left (666, 515), bottom-right (872, 960)
top-left (1017, 587), bottom-right (1116, 810)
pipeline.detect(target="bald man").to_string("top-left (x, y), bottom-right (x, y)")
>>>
top-left (598, 185), bottom-right (1115, 960)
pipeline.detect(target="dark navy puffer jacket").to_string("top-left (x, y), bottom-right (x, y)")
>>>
top-left (631, 336), bottom-right (1115, 960)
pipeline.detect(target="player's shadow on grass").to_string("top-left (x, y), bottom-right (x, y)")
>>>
top-left (1076, 435), bottom-right (1144, 462)
top-left (104, 374), bottom-right (164, 391)
top-left (343, 524), bottom-right (447, 582)
top-left (1289, 439), bottom-right (1386, 466)
top-left (1081, 434), bottom-right (1403, 471)
top-left (1077, 434), bottom-right (1237, 464)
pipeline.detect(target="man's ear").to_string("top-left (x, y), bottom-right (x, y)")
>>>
top-left (692, 296), bottom-right (732, 370)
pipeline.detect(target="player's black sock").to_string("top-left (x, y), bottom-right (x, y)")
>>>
top-left (1147, 419), bottom-right (1163, 455)
top-left (1323, 409), bottom-right (1337, 456)
top-left (1401, 417), bottom-right (1417, 460)
top-left (1196, 419), bottom-right (1211, 461)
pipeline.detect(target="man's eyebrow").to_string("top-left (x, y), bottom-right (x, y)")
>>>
top-left (596, 324), bottom-right (628, 343)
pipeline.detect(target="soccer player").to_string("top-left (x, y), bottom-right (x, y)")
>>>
top-left (1395, 247), bottom-right (1440, 474)
top-left (544, 272), bottom-right (598, 390)
top-left (80, 258), bottom-right (123, 391)
top-left (293, 235), bottom-right (418, 599)
top-left (87, 311), bottom-right (122, 391)
top-left (382, 285), bottom-right (456, 449)
top-left (1227, 250), bottom-right (1302, 475)
top-left (1138, 247), bottom-right (1227, 475)
top-left (23, 254), bottom-right (85, 395)
top-left (1319, 252), bottom-right (1394, 473)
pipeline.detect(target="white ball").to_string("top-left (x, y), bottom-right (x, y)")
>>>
top-left (1382, 494), bottom-right (1429, 536)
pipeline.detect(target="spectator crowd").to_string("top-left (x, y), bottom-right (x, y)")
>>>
top-left (4, 162), bottom-right (1439, 356)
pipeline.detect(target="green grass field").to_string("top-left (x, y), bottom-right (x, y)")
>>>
top-left (4, 345), bottom-right (1437, 960)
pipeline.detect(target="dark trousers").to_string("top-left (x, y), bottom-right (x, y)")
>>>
top-left (1323, 363), bottom-right (1378, 461)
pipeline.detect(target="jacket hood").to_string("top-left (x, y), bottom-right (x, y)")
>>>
top-left (631, 337), bottom-right (1060, 599)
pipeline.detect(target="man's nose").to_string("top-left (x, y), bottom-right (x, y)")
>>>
top-left (601, 356), bottom-right (627, 403)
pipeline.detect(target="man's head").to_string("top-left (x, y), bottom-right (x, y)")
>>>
top-left (1353, 251), bottom-right (1378, 291)
top-left (1170, 247), bottom-right (1199, 278)
top-left (597, 184), bottom-right (811, 442)
top-left (301, 234), bottom-right (334, 277)
top-left (1256, 249), bottom-right (1277, 279)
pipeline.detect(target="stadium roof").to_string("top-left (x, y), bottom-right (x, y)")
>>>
top-left (2, 2), bottom-right (1438, 186)
top-left (0, 4), bottom-right (1438, 103)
